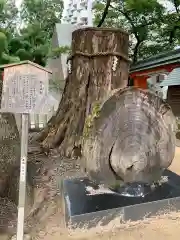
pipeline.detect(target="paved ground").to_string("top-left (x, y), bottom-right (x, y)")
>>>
top-left (169, 147), bottom-right (180, 174)
top-left (34, 212), bottom-right (180, 240)
top-left (29, 147), bottom-right (180, 240)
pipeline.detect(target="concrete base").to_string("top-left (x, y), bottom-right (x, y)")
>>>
top-left (61, 170), bottom-right (180, 228)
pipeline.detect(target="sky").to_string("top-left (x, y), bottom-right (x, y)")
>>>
top-left (16, 0), bottom-right (175, 10)
top-left (15, 0), bottom-right (22, 8)
top-left (159, 0), bottom-right (175, 12)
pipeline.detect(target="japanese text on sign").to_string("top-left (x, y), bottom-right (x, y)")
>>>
top-left (0, 69), bottom-right (49, 114)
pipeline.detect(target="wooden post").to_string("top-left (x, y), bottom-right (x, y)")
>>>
top-left (17, 113), bottom-right (29, 240)
top-left (15, 113), bottom-right (22, 134)
top-left (28, 114), bottom-right (31, 129)
top-left (35, 114), bottom-right (39, 129)
top-left (41, 114), bottom-right (47, 128)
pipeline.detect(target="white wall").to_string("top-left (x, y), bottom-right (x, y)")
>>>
top-left (62, 0), bottom-right (93, 26)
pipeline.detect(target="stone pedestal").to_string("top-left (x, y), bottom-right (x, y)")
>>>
top-left (61, 170), bottom-right (180, 228)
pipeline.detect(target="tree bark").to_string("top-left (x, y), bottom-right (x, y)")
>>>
top-left (40, 27), bottom-right (130, 156)
top-left (82, 87), bottom-right (176, 187)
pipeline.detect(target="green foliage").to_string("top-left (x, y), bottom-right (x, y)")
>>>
top-left (0, 31), bottom-right (20, 64)
top-left (8, 38), bottom-right (24, 55)
top-left (49, 46), bottom-right (71, 59)
top-left (0, 0), bottom-right (64, 66)
top-left (21, 0), bottom-right (64, 39)
top-left (18, 0), bottom-right (64, 65)
top-left (0, 32), bottom-right (7, 54)
top-left (93, 0), bottom-right (180, 63)
top-left (83, 102), bottom-right (101, 139)
top-left (16, 49), bottom-right (32, 61)
top-left (0, 0), bottom-right (18, 33)
top-left (0, 0), bottom-right (179, 68)
top-left (162, 0), bottom-right (180, 46)
top-left (110, 180), bottom-right (122, 189)
top-left (33, 45), bottom-right (48, 66)
top-left (0, 52), bottom-right (20, 65)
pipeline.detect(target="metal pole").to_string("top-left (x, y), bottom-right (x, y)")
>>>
top-left (16, 113), bottom-right (29, 240)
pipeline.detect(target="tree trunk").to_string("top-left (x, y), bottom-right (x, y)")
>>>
top-left (82, 87), bottom-right (176, 187)
top-left (40, 27), bottom-right (130, 156)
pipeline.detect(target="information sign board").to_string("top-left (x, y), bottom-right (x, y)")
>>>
top-left (0, 64), bottom-right (49, 114)
top-left (0, 61), bottom-right (51, 240)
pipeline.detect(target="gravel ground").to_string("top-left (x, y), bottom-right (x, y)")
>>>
top-left (2, 135), bottom-right (180, 240)
top-left (25, 143), bottom-right (88, 239)
top-left (27, 147), bottom-right (180, 240)
top-left (33, 211), bottom-right (180, 240)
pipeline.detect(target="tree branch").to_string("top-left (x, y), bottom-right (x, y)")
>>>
top-left (173, 0), bottom-right (179, 13)
top-left (109, 4), bottom-right (147, 63)
top-left (133, 39), bottom-right (142, 63)
top-left (168, 0), bottom-right (180, 44)
top-left (169, 24), bottom-right (180, 44)
top-left (110, 4), bottom-right (139, 38)
top-left (97, 0), bottom-right (112, 27)
top-left (110, 4), bottom-right (158, 30)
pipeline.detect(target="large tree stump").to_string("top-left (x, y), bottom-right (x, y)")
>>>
top-left (82, 88), bottom-right (176, 187)
top-left (40, 27), bottom-right (129, 156)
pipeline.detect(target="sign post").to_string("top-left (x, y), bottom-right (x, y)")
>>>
top-left (0, 61), bottom-right (51, 240)
top-left (17, 113), bottom-right (29, 240)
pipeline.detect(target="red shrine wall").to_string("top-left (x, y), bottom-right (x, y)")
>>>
top-left (130, 63), bottom-right (180, 89)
